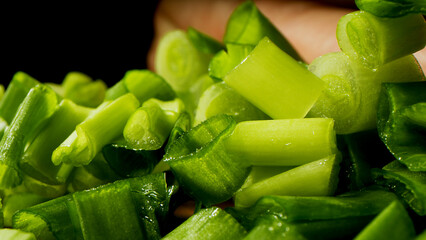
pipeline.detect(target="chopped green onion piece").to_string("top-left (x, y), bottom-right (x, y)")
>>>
top-left (163, 207), bottom-right (247, 240)
top-left (234, 154), bottom-right (341, 209)
top-left (0, 84), bottom-right (5, 99)
top-left (105, 69), bottom-right (175, 103)
top-left (355, 0), bottom-right (426, 17)
top-left (208, 44), bottom-right (254, 82)
top-left (22, 174), bottom-right (67, 199)
top-left (155, 30), bottom-right (211, 93)
top-left (224, 37), bottom-right (325, 119)
top-left (62, 71), bottom-right (107, 108)
top-left (224, 0), bottom-right (302, 61)
top-left (13, 174), bottom-right (170, 240)
top-left (243, 215), bottom-right (306, 240)
top-left (0, 228), bottom-right (36, 240)
top-left (102, 143), bottom-right (163, 178)
top-left (20, 99), bottom-right (92, 185)
top-left (52, 93), bottom-right (140, 167)
top-left (308, 52), bottom-right (424, 134)
top-left (240, 166), bottom-right (294, 190)
top-left (377, 82), bottom-right (426, 171)
top-left (0, 85), bottom-right (58, 189)
top-left (152, 112), bottom-right (192, 174)
top-left (124, 98), bottom-right (185, 150)
top-left (0, 71), bottom-right (40, 124)
top-left (354, 200), bottom-right (416, 240)
top-left (225, 118), bottom-right (338, 166)
top-left (187, 27), bottom-right (224, 55)
top-left (228, 188), bottom-right (399, 239)
top-left (337, 10), bottom-right (426, 69)
top-left (164, 114), bottom-right (250, 206)
top-left (2, 192), bottom-right (48, 227)
top-left (372, 160), bottom-right (426, 216)
top-left (194, 82), bottom-right (269, 126)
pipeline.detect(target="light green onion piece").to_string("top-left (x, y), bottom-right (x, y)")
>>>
top-left (62, 71), bottom-right (107, 108)
top-left (162, 207), bottom-right (247, 240)
top-left (105, 69), bottom-right (175, 103)
top-left (223, 37), bottom-right (325, 119)
top-left (155, 30), bottom-right (211, 93)
top-left (308, 52), bottom-right (424, 134)
top-left (124, 98), bottom-right (185, 150)
top-left (225, 118), bottom-right (337, 166)
top-left (20, 99), bottom-right (93, 185)
top-left (0, 85), bottom-right (58, 189)
top-left (337, 10), bottom-right (426, 69)
top-left (234, 154), bottom-right (341, 209)
top-left (0, 229), bottom-right (36, 240)
top-left (194, 81), bottom-right (269, 126)
top-left (0, 72), bottom-right (40, 124)
top-left (354, 200), bottom-right (416, 240)
top-left (52, 93), bottom-right (140, 167)
top-left (224, 0), bottom-right (302, 61)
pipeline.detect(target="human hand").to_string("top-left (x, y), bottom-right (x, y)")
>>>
top-left (147, 0), bottom-right (426, 71)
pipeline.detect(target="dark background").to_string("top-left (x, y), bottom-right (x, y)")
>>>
top-left (1, 2), bottom-right (159, 87)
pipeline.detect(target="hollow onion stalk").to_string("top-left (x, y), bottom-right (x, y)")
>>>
top-left (234, 154), bottom-right (341, 209)
top-left (223, 37), bottom-right (325, 119)
top-left (225, 118), bottom-right (337, 166)
top-left (337, 10), bottom-right (426, 69)
top-left (0, 85), bottom-right (58, 189)
top-left (123, 98), bottom-right (185, 150)
top-left (52, 93), bottom-right (140, 167)
top-left (194, 81), bottom-right (269, 126)
top-left (223, 0), bottom-right (302, 62)
top-left (308, 52), bottom-right (424, 134)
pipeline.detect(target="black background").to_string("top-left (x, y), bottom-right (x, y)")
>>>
top-left (1, 2), bottom-right (159, 87)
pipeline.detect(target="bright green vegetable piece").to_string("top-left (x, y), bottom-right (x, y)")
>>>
top-left (224, 0), bottom-right (302, 61)
top-left (372, 160), bottom-right (426, 216)
top-left (52, 93), bottom-right (140, 167)
top-left (0, 84), bottom-right (5, 100)
top-left (102, 142), bottom-right (162, 178)
top-left (152, 111), bottom-right (192, 174)
top-left (20, 99), bottom-right (92, 185)
top-left (225, 118), bottom-right (338, 166)
top-left (308, 52), bottom-right (424, 134)
top-left (234, 154), bottom-right (341, 209)
top-left (162, 207), bottom-right (247, 240)
top-left (208, 43), bottom-right (254, 82)
top-left (354, 200), bottom-right (416, 240)
top-left (163, 114), bottom-right (250, 206)
top-left (355, 0), bottom-right (426, 17)
top-left (228, 189), bottom-right (399, 239)
top-left (337, 10), bottom-right (426, 69)
top-left (13, 173), bottom-right (170, 240)
top-left (105, 69), bottom-right (175, 103)
top-left (0, 228), bottom-right (36, 240)
top-left (240, 166), bottom-right (294, 190)
top-left (155, 30), bottom-right (211, 93)
top-left (377, 82), bottom-right (426, 171)
top-left (187, 27), bottom-right (224, 55)
top-left (243, 215), bottom-right (306, 240)
top-left (62, 71), bottom-right (107, 108)
top-left (0, 85), bottom-right (58, 189)
top-left (2, 192), bottom-right (48, 227)
top-left (123, 98), bottom-right (185, 150)
top-left (22, 174), bottom-right (67, 199)
top-left (0, 71), bottom-right (40, 124)
top-left (224, 37), bottom-right (325, 119)
top-left (194, 81), bottom-right (269, 126)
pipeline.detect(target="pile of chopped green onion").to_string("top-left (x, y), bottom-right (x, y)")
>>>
top-left (0, 0), bottom-right (425, 239)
